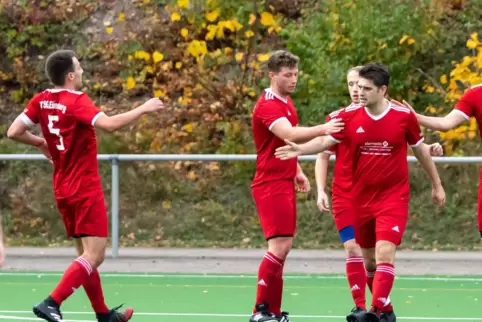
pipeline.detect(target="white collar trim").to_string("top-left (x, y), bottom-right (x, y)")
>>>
top-left (265, 88), bottom-right (288, 104)
top-left (364, 101), bottom-right (391, 121)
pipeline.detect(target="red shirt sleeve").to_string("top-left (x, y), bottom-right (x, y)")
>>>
top-left (21, 95), bottom-right (41, 127)
top-left (455, 87), bottom-right (479, 120)
top-left (254, 100), bottom-right (287, 131)
top-left (406, 111), bottom-right (424, 147)
top-left (72, 94), bottom-right (103, 125)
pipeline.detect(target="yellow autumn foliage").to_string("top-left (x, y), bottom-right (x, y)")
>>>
top-left (425, 32), bottom-right (482, 154)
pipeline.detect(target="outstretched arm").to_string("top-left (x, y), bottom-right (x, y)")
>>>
top-left (275, 136), bottom-right (338, 160)
top-left (270, 118), bottom-right (344, 143)
top-left (94, 98), bottom-right (166, 132)
top-left (415, 110), bottom-right (467, 132)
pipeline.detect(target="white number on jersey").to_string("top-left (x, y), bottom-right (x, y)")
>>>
top-left (47, 115), bottom-right (65, 151)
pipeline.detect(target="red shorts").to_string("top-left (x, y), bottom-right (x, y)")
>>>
top-left (355, 204), bottom-right (408, 249)
top-left (56, 189), bottom-right (109, 238)
top-left (252, 180), bottom-right (296, 240)
top-left (332, 194), bottom-right (355, 231)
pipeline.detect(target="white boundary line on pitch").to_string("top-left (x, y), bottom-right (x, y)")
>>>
top-left (1, 272), bottom-right (482, 282)
top-left (1, 311), bottom-right (482, 321)
top-left (0, 315), bottom-right (92, 321)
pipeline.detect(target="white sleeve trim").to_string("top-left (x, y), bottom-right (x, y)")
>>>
top-left (268, 117), bottom-right (288, 131)
top-left (410, 137), bottom-right (425, 147)
top-left (328, 135), bottom-right (342, 143)
top-left (453, 109), bottom-right (470, 121)
top-left (323, 150), bottom-right (335, 155)
top-left (20, 113), bottom-right (36, 128)
top-left (91, 112), bottom-right (105, 126)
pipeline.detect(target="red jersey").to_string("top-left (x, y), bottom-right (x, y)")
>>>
top-left (330, 102), bottom-right (424, 210)
top-left (252, 88), bottom-right (299, 187)
top-left (324, 104), bottom-right (360, 196)
top-left (454, 84), bottom-right (482, 136)
top-left (21, 89), bottom-right (104, 199)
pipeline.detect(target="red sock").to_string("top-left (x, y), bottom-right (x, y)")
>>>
top-left (254, 252), bottom-right (284, 315)
top-left (271, 270), bottom-right (285, 315)
top-left (83, 269), bottom-right (109, 314)
top-left (346, 257), bottom-right (366, 309)
top-left (368, 269), bottom-right (394, 311)
top-left (50, 257), bottom-right (93, 305)
top-left (366, 269), bottom-right (375, 293)
top-left (371, 264), bottom-right (395, 311)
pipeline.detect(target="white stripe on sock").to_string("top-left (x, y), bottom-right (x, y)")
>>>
top-left (75, 257), bottom-right (93, 275)
top-left (264, 253), bottom-right (283, 266)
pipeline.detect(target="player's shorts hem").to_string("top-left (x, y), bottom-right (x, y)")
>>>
top-left (376, 232), bottom-right (402, 246)
top-left (71, 233), bottom-right (108, 239)
top-left (266, 234), bottom-right (294, 241)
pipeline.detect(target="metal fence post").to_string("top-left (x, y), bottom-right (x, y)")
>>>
top-left (111, 156), bottom-right (119, 258)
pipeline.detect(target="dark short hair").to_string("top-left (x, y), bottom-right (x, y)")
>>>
top-left (45, 50), bottom-right (76, 86)
top-left (359, 62), bottom-right (390, 87)
top-left (267, 50), bottom-right (299, 73)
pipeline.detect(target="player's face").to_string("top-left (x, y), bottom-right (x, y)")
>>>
top-left (69, 57), bottom-right (84, 89)
top-left (358, 78), bottom-right (387, 107)
top-left (347, 70), bottom-right (360, 104)
top-left (270, 66), bottom-right (298, 96)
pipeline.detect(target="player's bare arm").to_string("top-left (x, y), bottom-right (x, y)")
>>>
top-left (270, 118), bottom-right (344, 143)
top-left (295, 163), bottom-right (311, 193)
top-left (275, 136), bottom-right (337, 160)
top-left (394, 99), bottom-right (467, 132)
top-left (7, 117), bottom-right (51, 160)
top-left (411, 143), bottom-right (446, 207)
top-left (315, 152), bottom-right (331, 212)
top-left (94, 98), bottom-right (166, 132)
top-left (415, 110), bottom-right (467, 132)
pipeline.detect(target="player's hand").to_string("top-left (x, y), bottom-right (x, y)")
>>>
top-left (317, 190), bottom-right (330, 212)
top-left (391, 98), bottom-right (416, 113)
top-left (429, 143), bottom-right (443, 157)
top-left (295, 172), bottom-right (310, 193)
top-left (321, 118), bottom-right (344, 135)
top-left (141, 98), bottom-right (166, 113)
top-left (37, 139), bottom-right (52, 163)
top-left (275, 140), bottom-right (302, 160)
top-left (432, 183), bottom-right (446, 207)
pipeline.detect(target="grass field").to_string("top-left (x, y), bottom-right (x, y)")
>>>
top-left (0, 271), bottom-right (482, 321)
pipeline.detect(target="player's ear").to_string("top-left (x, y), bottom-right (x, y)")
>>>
top-left (268, 71), bottom-right (276, 80)
top-left (380, 85), bottom-right (388, 96)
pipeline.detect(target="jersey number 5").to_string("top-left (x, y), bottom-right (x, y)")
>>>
top-left (48, 115), bottom-right (65, 151)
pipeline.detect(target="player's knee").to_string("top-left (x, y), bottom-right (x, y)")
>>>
top-left (82, 251), bottom-right (105, 269)
top-left (80, 237), bottom-right (107, 268)
top-left (375, 241), bottom-right (396, 264)
top-left (268, 237), bottom-right (293, 260)
top-left (361, 248), bottom-right (376, 271)
top-left (343, 239), bottom-right (361, 257)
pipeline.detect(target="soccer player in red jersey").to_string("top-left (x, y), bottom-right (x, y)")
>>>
top-left (249, 50), bottom-right (344, 322)
top-left (400, 84), bottom-right (482, 237)
top-left (7, 50), bottom-right (165, 322)
top-left (315, 67), bottom-right (443, 322)
top-left (276, 62), bottom-right (446, 322)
